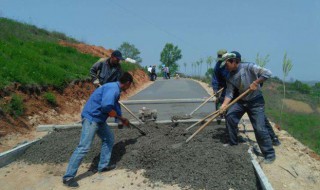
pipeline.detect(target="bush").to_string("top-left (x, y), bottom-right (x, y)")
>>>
top-left (43, 92), bottom-right (57, 106)
top-left (8, 94), bottom-right (24, 116)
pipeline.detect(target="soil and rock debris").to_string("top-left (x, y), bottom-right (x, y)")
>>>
top-left (19, 123), bottom-right (260, 190)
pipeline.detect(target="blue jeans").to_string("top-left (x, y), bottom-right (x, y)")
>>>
top-left (63, 118), bottom-right (114, 180)
top-left (225, 96), bottom-right (275, 159)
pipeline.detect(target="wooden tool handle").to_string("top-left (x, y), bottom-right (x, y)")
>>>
top-left (186, 88), bottom-right (252, 143)
top-left (189, 88), bottom-right (224, 116)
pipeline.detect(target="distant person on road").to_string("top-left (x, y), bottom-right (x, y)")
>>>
top-left (147, 65), bottom-right (152, 80)
top-left (151, 65), bottom-right (157, 81)
top-left (62, 72), bottom-right (133, 188)
top-left (212, 50), bottom-right (280, 146)
top-left (162, 65), bottom-right (168, 79)
top-left (219, 51), bottom-right (276, 164)
top-left (166, 66), bottom-right (170, 79)
top-left (90, 50), bottom-right (124, 86)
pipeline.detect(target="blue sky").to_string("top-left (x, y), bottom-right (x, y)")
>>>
top-left (1, 0), bottom-right (319, 81)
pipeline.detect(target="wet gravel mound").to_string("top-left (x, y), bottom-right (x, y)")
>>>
top-left (20, 123), bottom-right (259, 189)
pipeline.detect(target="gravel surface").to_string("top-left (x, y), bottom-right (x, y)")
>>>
top-left (20, 123), bottom-right (260, 190)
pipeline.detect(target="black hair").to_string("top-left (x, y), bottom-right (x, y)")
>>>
top-left (119, 72), bottom-right (133, 83)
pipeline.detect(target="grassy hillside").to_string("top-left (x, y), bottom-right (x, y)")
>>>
top-left (262, 79), bottom-right (320, 154)
top-left (0, 18), bottom-right (140, 90)
top-left (0, 18), bottom-right (99, 89)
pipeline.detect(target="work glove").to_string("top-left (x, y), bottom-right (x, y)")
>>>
top-left (93, 79), bottom-right (100, 86)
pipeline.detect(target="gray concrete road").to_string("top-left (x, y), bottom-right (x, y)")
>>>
top-left (118, 78), bottom-right (217, 122)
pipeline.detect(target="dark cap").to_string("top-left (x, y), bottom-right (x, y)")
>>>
top-left (230, 51), bottom-right (241, 61)
top-left (111, 50), bottom-right (125, 60)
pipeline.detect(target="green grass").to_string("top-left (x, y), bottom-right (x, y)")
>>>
top-left (3, 94), bottom-right (25, 117)
top-left (266, 109), bottom-right (320, 154)
top-left (262, 79), bottom-right (320, 154)
top-left (43, 92), bottom-right (57, 106)
top-left (0, 39), bottom-right (98, 89)
top-left (0, 17), bottom-right (142, 90)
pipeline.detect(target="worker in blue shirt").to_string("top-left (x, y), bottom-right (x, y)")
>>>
top-left (212, 49), bottom-right (228, 124)
top-left (62, 72), bottom-right (133, 188)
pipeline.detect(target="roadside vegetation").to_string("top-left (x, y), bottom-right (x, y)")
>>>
top-left (0, 18), bottom-right (142, 117)
top-left (263, 78), bottom-right (320, 154)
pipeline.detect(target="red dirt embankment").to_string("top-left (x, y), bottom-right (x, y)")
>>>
top-left (0, 41), bottom-right (150, 152)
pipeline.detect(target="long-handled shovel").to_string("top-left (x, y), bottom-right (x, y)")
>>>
top-left (186, 88), bottom-right (252, 143)
top-left (171, 88), bottom-right (223, 121)
top-left (113, 114), bottom-right (147, 136)
top-left (119, 101), bottom-right (144, 124)
top-left (185, 110), bottom-right (219, 131)
top-left (188, 88), bottom-right (224, 117)
top-left (128, 122), bottom-right (147, 136)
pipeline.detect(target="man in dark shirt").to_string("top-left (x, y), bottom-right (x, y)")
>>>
top-left (90, 50), bottom-right (124, 86)
top-left (212, 49), bottom-right (228, 124)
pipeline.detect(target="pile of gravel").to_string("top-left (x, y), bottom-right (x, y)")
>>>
top-left (20, 123), bottom-right (259, 190)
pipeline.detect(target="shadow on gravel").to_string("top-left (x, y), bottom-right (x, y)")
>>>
top-left (88, 138), bottom-right (138, 173)
top-left (19, 123), bottom-right (261, 190)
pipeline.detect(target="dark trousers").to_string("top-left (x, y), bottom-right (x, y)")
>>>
top-left (265, 117), bottom-right (277, 139)
top-left (225, 96), bottom-right (275, 159)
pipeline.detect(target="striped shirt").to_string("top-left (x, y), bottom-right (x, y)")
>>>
top-left (225, 62), bottom-right (272, 101)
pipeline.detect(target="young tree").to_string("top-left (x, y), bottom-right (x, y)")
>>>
top-left (280, 52), bottom-right (293, 126)
top-left (255, 53), bottom-right (270, 68)
top-left (190, 63), bottom-right (193, 76)
top-left (183, 62), bottom-right (187, 73)
top-left (199, 58), bottom-right (203, 76)
top-left (118, 42), bottom-right (142, 63)
top-left (160, 43), bottom-right (182, 74)
top-left (205, 68), bottom-right (214, 79)
top-left (206, 56), bottom-right (213, 70)
top-left (196, 61), bottom-right (200, 77)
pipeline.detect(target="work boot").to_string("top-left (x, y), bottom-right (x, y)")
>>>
top-left (98, 164), bottom-right (116, 173)
top-left (217, 118), bottom-right (221, 125)
top-left (272, 137), bottom-right (281, 146)
top-left (63, 178), bottom-right (79, 188)
top-left (237, 136), bottom-right (246, 143)
top-left (263, 156), bottom-right (276, 164)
